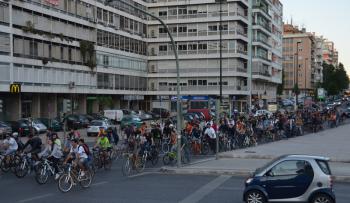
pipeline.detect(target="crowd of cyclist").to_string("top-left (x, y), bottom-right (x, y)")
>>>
top-left (0, 101), bottom-right (348, 190)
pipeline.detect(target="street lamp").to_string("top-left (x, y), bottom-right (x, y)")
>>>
top-left (304, 58), bottom-right (308, 96)
top-left (294, 41), bottom-right (302, 110)
top-left (104, 0), bottom-right (182, 167)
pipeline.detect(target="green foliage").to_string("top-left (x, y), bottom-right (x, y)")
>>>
top-left (322, 62), bottom-right (349, 95)
top-left (97, 96), bottom-right (114, 109)
top-left (22, 21), bottom-right (35, 33)
top-left (79, 40), bottom-right (96, 70)
top-left (293, 83), bottom-right (300, 95)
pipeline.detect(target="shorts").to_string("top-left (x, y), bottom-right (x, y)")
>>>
top-left (79, 157), bottom-right (88, 167)
top-left (5, 149), bottom-right (16, 156)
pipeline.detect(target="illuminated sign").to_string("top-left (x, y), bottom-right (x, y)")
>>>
top-left (10, 84), bottom-right (21, 93)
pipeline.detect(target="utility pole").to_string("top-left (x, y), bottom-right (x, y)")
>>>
top-left (294, 41), bottom-right (301, 110)
top-left (247, 0), bottom-right (253, 113)
top-left (104, 0), bottom-right (182, 167)
top-left (305, 58), bottom-right (308, 96)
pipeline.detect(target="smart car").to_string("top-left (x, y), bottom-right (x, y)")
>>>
top-left (243, 154), bottom-right (335, 203)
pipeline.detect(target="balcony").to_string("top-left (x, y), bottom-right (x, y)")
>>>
top-left (154, 67), bottom-right (247, 74)
top-left (156, 11), bottom-right (248, 21)
top-left (158, 85), bottom-right (248, 92)
top-left (157, 29), bottom-right (247, 39)
top-left (253, 37), bottom-right (271, 47)
top-left (156, 48), bottom-right (247, 56)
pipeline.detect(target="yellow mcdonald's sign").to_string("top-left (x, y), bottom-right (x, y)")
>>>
top-left (10, 84), bottom-right (21, 93)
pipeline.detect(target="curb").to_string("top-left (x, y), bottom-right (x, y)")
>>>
top-left (218, 154), bottom-right (350, 163)
top-left (160, 167), bottom-right (350, 183)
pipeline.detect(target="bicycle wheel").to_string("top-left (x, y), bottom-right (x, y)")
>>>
top-left (79, 171), bottom-right (92, 188)
top-left (201, 143), bottom-right (210, 155)
top-left (15, 160), bottom-right (30, 178)
top-left (136, 156), bottom-right (146, 173)
top-left (121, 158), bottom-right (132, 177)
top-left (151, 150), bottom-right (159, 166)
top-left (58, 174), bottom-right (73, 193)
top-left (35, 165), bottom-right (49, 185)
top-left (0, 158), bottom-right (10, 173)
top-left (11, 155), bottom-right (21, 173)
top-left (161, 143), bottom-right (169, 154)
top-left (103, 156), bottom-right (112, 170)
top-left (162, 154), bottom-right (170, 165)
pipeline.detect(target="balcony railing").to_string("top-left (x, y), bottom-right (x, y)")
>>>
top-left (156, 29), bottom-right (247, 38)
top-left (158, 85), bottom-right (248, 92)
top-left (156, 11), bottom-right (248, 21)
top-left (156, 48), bottom-right (248, 56)
top-left (154, 67), bottom-right (247, 74)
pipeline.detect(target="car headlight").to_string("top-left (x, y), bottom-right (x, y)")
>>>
top-left (246, 178), bottom-right (253, 184)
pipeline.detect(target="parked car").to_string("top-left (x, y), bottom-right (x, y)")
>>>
top-left (254, 110), bottom-right (273, 117)
top-left (243, 154), bottom-right (335, 203)
top-left (151, 108), bottom-right (170, 118)
top-left (8, 120), bottom-right (32, 137)
top-left (64, 114), bottom-right (81, 130)
top-left (31, 119), bottom-right (48, 134)
top-left (104, 110), bottom-right (124, 123)
top-left (135, 110), bottom-right (153, 121)
top-left (0, 121), bottom-right (12, 139)
top-left (87, 120), bottom-right (112, 137)
top-left (120, 115), bottom-right (143, 130)
top-left (88, 113), bottom-right (109, 122)
top-left (76, 114), bottom-right (90, 128)
top-left (37, 118), bottom-right (63, 132)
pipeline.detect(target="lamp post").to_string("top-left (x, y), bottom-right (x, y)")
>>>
top-left (104, 0), bottom-right (182, 167)
top-left (294, 41), bottom-right (302, 110)
top-left (247, 0), bottom-right (253, 113)
top-left (304, 58), bottom-right (308, 96)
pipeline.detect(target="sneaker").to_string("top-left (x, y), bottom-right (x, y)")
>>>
top-left (54, 173), bottom-right (60, 180)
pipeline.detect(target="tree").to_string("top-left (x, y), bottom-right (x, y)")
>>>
top-left (322, 62), bottom-right (349, 95)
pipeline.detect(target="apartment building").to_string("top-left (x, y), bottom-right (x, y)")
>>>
top-left (0, 0), bottom-right (283, 120)
top-left (251, 0), bottom-right (283, 104)
top-left (323, 40), bottom-right (338, 66)
top-left (282, 24), bottom-right (323, 97)
top-left (147, 0), bottom-right (283, 111)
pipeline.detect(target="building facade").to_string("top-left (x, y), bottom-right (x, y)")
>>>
top-left (0, 0), bottom-right (283, 120)
top-left (282, 24), bottom-right (323, 97)
top-left (322, 40), bottom-right (338, 66)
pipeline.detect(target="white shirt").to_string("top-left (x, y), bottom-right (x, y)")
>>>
top-left (70, 145), bottom-right (88, 159)
top-left (204, 127), bottom-right (216, 139)
top-left (3, 137), bottom-right (18, 151)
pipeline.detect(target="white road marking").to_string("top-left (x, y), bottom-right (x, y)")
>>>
top-left (18, 193), bottom-right (54, 203)
top-left (91, 181), bottom-right (109, 186)
top-left (179, 175), bottom-right (232, 203)
top-left (218, 186), bottom-right (243, 191)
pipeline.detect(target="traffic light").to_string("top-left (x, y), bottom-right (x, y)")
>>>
top-left (63, 99), bottom-right (71, 113)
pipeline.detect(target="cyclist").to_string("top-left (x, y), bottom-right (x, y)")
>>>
top-left (64, 138), bottom-right (88, 177)
top-left (94, 133), bottom-right (112, 161)
top-left (23, 134), bottom-right (42, 162)
top-left (204, 123), bottom-right (216, 152)
top-left (151, 123), bottom-right (162, 148)
top-left (1, 133), bottom-right (18, 156)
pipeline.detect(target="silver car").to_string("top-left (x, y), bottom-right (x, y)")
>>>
top-left (243, 154), bottom-right (335, 203)
top-left (32, 119), bottom-right (48, 134)
top-left (87, 120), bottom-right (111, 137)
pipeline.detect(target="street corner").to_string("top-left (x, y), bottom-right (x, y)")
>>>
top-left (160, 166), bottom-right (253, 177)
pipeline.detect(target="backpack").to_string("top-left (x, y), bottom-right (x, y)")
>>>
top-left (80, 144), bottom-right (91, 156)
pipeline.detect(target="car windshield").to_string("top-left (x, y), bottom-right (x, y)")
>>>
top-left (254, 155), bottom-right (287, 175)
top-left (91, 121), bottom-right (103, 126)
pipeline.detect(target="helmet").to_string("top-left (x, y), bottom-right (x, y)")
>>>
top-left (169, 124), bottom-right (174, 128)
top-left (12, 132), bottom-right (19, 138)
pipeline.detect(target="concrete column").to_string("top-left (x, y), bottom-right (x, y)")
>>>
top-left (92, 100), bottom-right (99, 113)
top-left (31, 94), bottom-right (41, 118)
top-left (40, 94), bottom-right (57, 118)
top-left (77, 94), bottom-right (87, 114)
top-left (112, 96), bottom-right (120, 109)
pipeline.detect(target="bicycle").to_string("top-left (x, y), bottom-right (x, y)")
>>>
top-left (121, 152), bottom-right (144, 177)
top-left (161, 137), bottom-right (171, 154)
top-left (0, 152), bottom-right (21, 173)
top-left (58, 162), bottom-right (92, 193)
top-left (92, 148), bottom-right (112, 170)
top-left (163, 144), bottom-right (190, 166)
top-left (15, 152), bottom-right (38, 178)
top-left (35, 157), bottom-right (64, 185)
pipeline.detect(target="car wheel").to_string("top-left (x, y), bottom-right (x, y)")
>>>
top-left (312, 194), bottom-right (334, 203)
top-left (245, 190), bottom-right (266, 203)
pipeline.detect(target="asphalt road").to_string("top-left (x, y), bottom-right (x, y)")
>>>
top-left (1, 159), bottom-right (350, 203)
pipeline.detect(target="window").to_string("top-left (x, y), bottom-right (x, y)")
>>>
top-left (188, 28), bottom-right (197, 33)
top-left (188, 44), bottom-right (197, 50)
top-left (178, 26), bottom-right (187, 33)
top-left (190, 101), bottom-right (208, 109)
top-left (159, 82), bottom-right (167, 86)
top-left (60, 46), bottom-right (64, 60)
top-left (208, 25), bottom-right (218, 31)
top-left (103, 55), bottom-right (108, 66)
top-left (198, 80), bottom-right (207, 86)
top-left (68, 48), bottom-right (72, 61)
top-left (268, 160), bottom-right (311, 176)
top-left (188, 10), bottom-right (197, 15)
top-left (316, 160), bottom-right (331, 175)
top-left (159, 27), bottom-right (167, 33)
top-left (159, 11), bottom-right (167, 16)
top-left (178, 44), bottom-right (187, 50)
top-left (109, 12), bottom-right (113, 24)
top-left (188, 80), bottom-right (197, 86)
top-left (159, 45), bottom-right (167, 51)
top-left (29, 41), bottom-right (38, 57)
top-left (198, 43), bottom-right (207, 50)
top-left (178, 7), bottom-right (187, 15)
top-left (168, 8), bottom-right (177, 16)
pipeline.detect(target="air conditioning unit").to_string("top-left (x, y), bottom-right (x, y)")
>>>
top-left (68, 81), bottom-right (75, 89)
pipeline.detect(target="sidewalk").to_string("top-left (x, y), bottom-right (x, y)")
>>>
top-left (161, 123), bottom-right (350, 183)
top-left (161, 158), bottom-right (350, 183)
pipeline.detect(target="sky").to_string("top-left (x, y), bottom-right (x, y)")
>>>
top-left (280, 0), bottom-right (350, 73)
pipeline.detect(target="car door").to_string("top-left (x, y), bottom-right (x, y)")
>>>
top-left (262, 160), bottom-right (312, 200)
